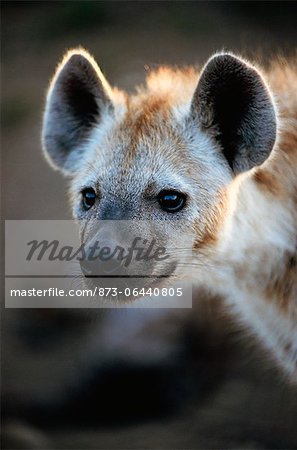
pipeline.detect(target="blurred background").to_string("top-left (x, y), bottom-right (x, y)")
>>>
top-left (2, 1), bottom-right (297, 449)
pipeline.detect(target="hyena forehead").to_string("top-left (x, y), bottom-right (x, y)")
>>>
top-left (71, 89), bottom-right (230, 198)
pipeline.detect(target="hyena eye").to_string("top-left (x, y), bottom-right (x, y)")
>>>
top-left (158, 190), bottom-right (187, 213)
top-left (81, 188), bottom-right (96, 211)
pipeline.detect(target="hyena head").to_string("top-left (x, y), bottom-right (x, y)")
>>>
top-left (42, 48), bottom-right (276, 295)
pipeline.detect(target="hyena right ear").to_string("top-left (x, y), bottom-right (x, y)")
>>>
top-left (42, 49), bottom-right (114, 175)
top-left (191, 53), bottom-right (277, 173)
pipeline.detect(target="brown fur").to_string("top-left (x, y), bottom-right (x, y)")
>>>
top-left (248, 62), bottom-right (297, 347)
top-left (123, 96), bottom-right (171, 140)
top-left (253, 168), bottom-right (284, 196)
top-left (265, 249), bottom-right (297, 311)
top-left (193, 188), bottom-right (229, 250)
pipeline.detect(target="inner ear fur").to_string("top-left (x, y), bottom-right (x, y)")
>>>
top-left (191, 53), bottom-right (277, 173)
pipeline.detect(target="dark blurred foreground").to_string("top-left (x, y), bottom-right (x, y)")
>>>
top-left (1, 2), bottom-right (297, 449)
top-left (3, 294), bottom-right (297, 449)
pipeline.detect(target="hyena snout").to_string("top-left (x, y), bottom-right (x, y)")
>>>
top-left (79, 225), bottom-right (165, 280)
top-left (80, 250), bottom-right (122, 278)
top-left (80, 237), bottom-right (133, 278)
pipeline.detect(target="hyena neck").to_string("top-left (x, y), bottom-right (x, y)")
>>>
top-left (196, 126), bottom-right (297, 378)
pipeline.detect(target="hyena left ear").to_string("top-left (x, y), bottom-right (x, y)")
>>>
top-left (42, 49), bottom-right (114, 175)
top-left (191, 53), bottom-right (277, 173)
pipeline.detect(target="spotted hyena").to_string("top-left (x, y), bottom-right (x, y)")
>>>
top-left (42, 48), bottom-right (297, 378)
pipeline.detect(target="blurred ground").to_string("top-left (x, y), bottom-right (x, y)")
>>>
top-left (1, 2), bottom-right (297, 449)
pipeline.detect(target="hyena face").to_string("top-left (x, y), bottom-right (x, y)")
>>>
top-left (42, 48), bottom-right (276, 293)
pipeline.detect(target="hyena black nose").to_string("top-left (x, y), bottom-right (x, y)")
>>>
top-left (80, 241), bottom-right (127, 278)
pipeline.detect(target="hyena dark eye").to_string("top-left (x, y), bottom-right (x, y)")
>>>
top-left (81, 188), bottom-right (96, 211)
top-left (158, 190), bottom-right (187, 213)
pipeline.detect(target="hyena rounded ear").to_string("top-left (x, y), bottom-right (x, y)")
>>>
top-left (191, 53), bottom-right (277, 173)
top-left (42, 49), bottom-right (114, 175)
